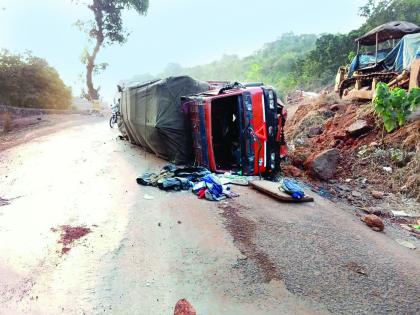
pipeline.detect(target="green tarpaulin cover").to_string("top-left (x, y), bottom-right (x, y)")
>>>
top-left (120, 76), bottom-right (210, 164)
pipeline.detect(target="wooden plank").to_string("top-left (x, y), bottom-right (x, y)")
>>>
top-left (250, 180), bottom-right (314, 203)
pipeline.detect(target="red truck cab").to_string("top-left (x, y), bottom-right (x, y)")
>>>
top-left (182, 83), bottom-right (287, 176)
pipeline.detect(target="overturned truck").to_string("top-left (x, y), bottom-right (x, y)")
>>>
top-left (335, 21), bottom-right (420, 100)
top-left (120, 77), bottom-right (287, 176)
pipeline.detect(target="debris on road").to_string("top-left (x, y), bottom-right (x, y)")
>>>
top-left (361, 214), bottom-right (384, 232)
top-left (174, 299), bottom-right (196, 315)
top-left (250, 179), bottom-right (314, 203)
top-left (137, 165), bottom-right (210, 191)
top-left (137, 164), bottom-right (239, 202)
top-left (345, 261), bottom-right (368, 276)
top-left (392, 210), bottom-right (411, 217)
top-left (51, 225), bottom-right (92, 254)
top-left (143, 194), bottom-right (154, 200)
top-left (193, 174), bottom-right (238, 201)
top-left (279, 178), bottom-right (306, 199)
top-left (396, 239), bottom-right (416, 250)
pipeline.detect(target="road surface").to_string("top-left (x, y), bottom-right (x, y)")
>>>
top-left (0, 119), bottom-right (419, 315)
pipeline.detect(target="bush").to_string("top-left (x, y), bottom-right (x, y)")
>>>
top-left (0, 50), bottom-right (72, 109)
top-left (374, 82), bottom-right (420, 132)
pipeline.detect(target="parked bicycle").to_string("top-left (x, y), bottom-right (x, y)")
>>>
top-left (109, 103), bottom-right (121, 129)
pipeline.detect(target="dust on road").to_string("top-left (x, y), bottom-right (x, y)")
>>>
top-left (0, 119), bottom-right (419, 314)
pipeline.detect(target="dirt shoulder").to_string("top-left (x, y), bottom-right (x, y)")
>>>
top-left (0, 113), bottom-right (106, 152)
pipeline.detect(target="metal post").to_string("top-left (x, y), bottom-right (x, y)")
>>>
top-left (357, 41), bottom-right (360, 54)
top-left (375, 32), bottom-right (379, 64)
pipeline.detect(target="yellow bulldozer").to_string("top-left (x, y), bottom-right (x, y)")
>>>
top-left (335, 21), bottom-right (420, 100)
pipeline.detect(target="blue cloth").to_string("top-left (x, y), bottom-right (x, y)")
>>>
top-left (280, 179), bottom-right (305, 199)
top-left (201, 174), bottom-right (224, 199)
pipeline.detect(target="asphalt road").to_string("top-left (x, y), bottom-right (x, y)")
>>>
top-left (0, 119), bottom-right (419, 315)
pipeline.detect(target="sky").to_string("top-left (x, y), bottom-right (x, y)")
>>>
top-left (0, 0), bottom-right (367, 102)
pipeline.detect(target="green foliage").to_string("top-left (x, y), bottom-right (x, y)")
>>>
top-left (290, 0), bottom-right (420, 91)
top-left (348, 51), bottom-right (357, 63)
top-left (359, 0), bottom-right (420, 32)
top-left (128, 0), bottom-right (419, 97)
top-left (374, 82), bottom-right (420, 132)
top-left (129, 33), bottom-right (317, 98)
top-left (0, 50), bottom-right (72, 109)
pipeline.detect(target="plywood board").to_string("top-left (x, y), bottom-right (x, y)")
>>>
top-left (250, 180), bottom-right (314, 203)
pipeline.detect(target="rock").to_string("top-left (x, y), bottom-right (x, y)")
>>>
top-left (308, 127), bottom-right (323, 138)
top-left (391, 210), bottom-right (410, 217)
top-left (174, 299), bottom-right (197, 315)
top-left (362, 207), bottom-right (387, 216)
top-left (337, 184), bottom-right (351, 192)
top-left (282, 165), bottom-right (304, 177)
top-left (333, 132), bottom-right (347, 140)
top-left (305, 149), bottom-right (339, 180)
top-left (291, 148), bottom-right (311, 168)
top-left (330, 104), bottom-right (340, 111)
top-left (371, 191), bottom-right (384, 199)
top-left (382, 166), bottom-right (392, 174)
top-left (345, 261), bottom-right (367, 275)
top-left (400, 224), bottom-right (413, 232)
top-left (346, 120), bottom-right (372, 137)
top-left (369, 141), bottom-right (379, 147)
top-left (396, 239), bottom-right (416, 250)
top-left (333, 139), bottom-right (344, 148)
top-left (362, 214), bottom-right (384, 232)
top-left (330, 104), bottom-right (347, 111)
top-left (352, 190), bottom-right (362, 198)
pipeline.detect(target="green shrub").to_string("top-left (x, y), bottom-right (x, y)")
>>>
top-left (0, 50), bottom-right (72, 109)
top-left (373, 82), bottom-right (420, 132)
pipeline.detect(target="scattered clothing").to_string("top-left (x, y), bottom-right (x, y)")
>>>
top-left (193, 174), bottom-right (238, 201)
top-left (137, 164), bottom-right (238, 201)
top-left (279, 179), bottom-right (305, 199)
top-left (218, 172), bottom-right (256, 186)
top-left (136, 164), bottom-right (210, 191)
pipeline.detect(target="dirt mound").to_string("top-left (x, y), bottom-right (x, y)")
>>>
top-left (285, 93), bottom-right (420, 202)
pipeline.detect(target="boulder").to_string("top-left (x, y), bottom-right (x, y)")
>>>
top-left (352, 190), bottom-right (362, 198)
top-left (371, 190), bottom-right (384, 199)
top-left (362, 214), bottom-right (384, 232)
top-left (333, 132), bottom-right (347, 140)
top-left (305, 148), bottom-right (339, 180)
top-left (346, 120), bottom-right (372, 137)
top-left (308, 127), bottom-right (323, 138)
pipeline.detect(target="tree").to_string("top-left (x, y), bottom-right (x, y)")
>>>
top-left (0, 50), bottom-right (72, 109)
top-left (75, 0), bottom-right (149, 100)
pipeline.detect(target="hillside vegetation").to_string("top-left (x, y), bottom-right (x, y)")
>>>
top-left (129, 0), bottom-right (420, 96)
top-left (0, 50), bottom-right (72, 109)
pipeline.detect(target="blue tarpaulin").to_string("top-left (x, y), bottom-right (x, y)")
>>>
top-left (349, 33), bottom-right (420, 77)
